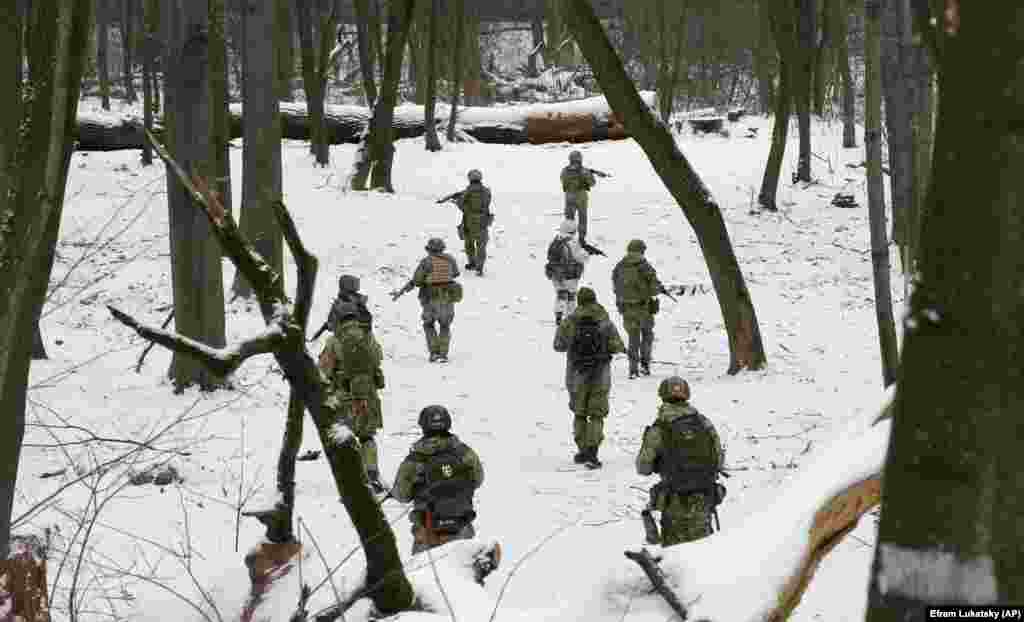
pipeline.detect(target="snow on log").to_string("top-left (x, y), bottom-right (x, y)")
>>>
top-left (608, 387), bottom-right (894, 622)
top-left (72, 92), bottom-right (658, 151)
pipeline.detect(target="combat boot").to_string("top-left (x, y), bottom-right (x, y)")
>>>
top-left (429, 352), bottom-right (439, 363)
top-left (584, 447), bottom-right (602, 469)
top-left (640, 360), bottom-right (651, 376)
top-left (555, 312), bottom-right (564, 325)
top-left (573, 448), bottom-right (587, 464)
top-left (629, 363), bottom-right (640, 380)
top-left (465, 262), bottom-right (476, 270)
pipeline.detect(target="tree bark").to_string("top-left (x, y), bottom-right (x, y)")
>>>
top-left (866, 3), bottom-right (1024, 616)
top-left (755, 0), bottom-right (777, 115)
top-left (0, 0), bottom-right (93, 558)
top-left (528, 13), bottom-right (545, 76)
top-left (837, 0), bottom-right (856, 147)
top-left (422, 0), bottom-right (442, 152)
top-left (812, 0), bottom-right (831, 116)
top-left (163, 0), bottom-right (227, 391)
top-left (98, 0), bottom-right (112, 110)
top-left (209, 0), bottom-right (232, 230)
top-left (353, 0), bottom-right (378, 106)
top-left (446, 0), bottom-right (465, 143)
top-left (794, 0), bottom-right (815, 182)
top-left (121, 0), bottom-right (137, 103)
top-left (296, 0), bottom-right (328, 164)
top-left (759, 2), bottom-right (796, 213)
top-left (863, 0), bottom-right (898, 388)
top-left (275, 0), bottom-right (294, 101)
top-left (562, 0), bottom-right (767, 374)
top-left (141, 0), bottom-right (156, 165)
top-left (233, 0), bottom-right (284, 300)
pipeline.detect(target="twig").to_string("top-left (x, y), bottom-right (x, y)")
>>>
top-left (136, 309), bottom-right (175, 372)
top-left (299, 517), bottom-right (343, 613)
top-left (235, 413), bottom-right (246, 553)
top-left (427, 546), bottom-right (457, 622)
top-left (488, 521), bottom-right (577, 622)
top-left (623, 549), bottom-right (688, 621)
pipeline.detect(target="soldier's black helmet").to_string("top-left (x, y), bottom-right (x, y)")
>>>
top-left (334, 302), bottom-right (362, 323)
top-left (577, 286), bottom-right (597, 306)
top-left (568, 150), bottom-right (583, 164)
top-left (627, 239), bottom-right (647, 253)
top-left (658, 376), bottom-right (691, 402)
top-left (338, 274), bottom-right (360, 293)
top-left (419, 405), bottom-right (452, 433)
top-left (467, 169), bottom-right (483, 182)
top-left (425, 237), bottom-right (446, 253)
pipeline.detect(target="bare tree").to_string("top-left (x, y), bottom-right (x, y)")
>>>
top-left (162, 0), bottom-right (227, 391)
top-left (233, 0), bottom-right (284, 299)
top-left (758, 1), bottom-right (796, 211)
top-left (97, 0), bottom-right (112, 109)
top-left (422, 0), bottom-right (442, 152)
top-left (353, 0), bottom-right (378, 107)
top-left (121, 0), bottom-right (137, 103)
top-left (446, 0), bottom-right (466, 143)
top-left (561, 0), bottom-right (767, 374)
top-left (836, 0), bottom-right (856, 147)
top-left (275, 0), bottom-right (294, 101)
top-left (0, 0), bottom-right (93, 557)
top-left (140, 0), bottom-right (157, 165)
top-left (863, 0), bottom-right (897, 387)
top-left (209, 0), bottom-right (233, 231)
top-left (296, 0), bottom-right (332, 165)
top-left (866, 3), bottom-right (1024, 616)
top-left (793, 0), bottom-right (815, 182)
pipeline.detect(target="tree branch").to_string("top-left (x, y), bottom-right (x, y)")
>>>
top-left (271, 199), bottom-right (317, 331)
top-left (109, 306), bottom-right (286, 378)
top-left (623, 549), bottom-right (691, 621)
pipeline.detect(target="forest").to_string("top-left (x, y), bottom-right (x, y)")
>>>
top-left (1, 1), bottom-right (1021, 621)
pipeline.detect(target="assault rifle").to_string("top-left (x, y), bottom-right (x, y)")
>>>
top-left (390, 280), bottom-right (414, 302)
top-left (580, 240), bottom-right (606, 257)
top-left (657, 284), bottom-right (678, 303)
top-left (585, 167), bottom-right (612, 178)
top-left (309, 320), bottom-right (331, 342)
top-left (436, 190), bottom-right (465, 205)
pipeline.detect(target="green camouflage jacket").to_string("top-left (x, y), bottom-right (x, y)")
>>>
top-left (392, 434), bottom-right (485, 511)
top-left (636, 402), bottom-right (725, 509)
top-left (561, 164), bottom-right (595, 194)
top-left (612, 252), bottom-right (663, 306)
top-left (457, 182), bottom-right (493, 230)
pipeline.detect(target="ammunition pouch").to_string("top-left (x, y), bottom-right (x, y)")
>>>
top-left (448, 281), bottom-right (463, 304)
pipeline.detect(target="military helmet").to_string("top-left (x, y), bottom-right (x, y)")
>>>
top-left (658, 376), bottom-right (691, 402)
top-left (338, 274), bottom-right (360, 293)
top-left (627, 239), bottom-right (647, 253)
top-left (418, 404), bottom-right (452, 433)
top-left (467, 169), bottom-right (483, 182)
top-left (425, 237), bottom-right (446, 253)
top-left (577, 286), bottom-right (596, 306)
top-left (559, 219), bottom-right (578, 235)
top-left (333, 301), bottom-right (362, 323)
top-left (568, 150), bottom-right (583, 164)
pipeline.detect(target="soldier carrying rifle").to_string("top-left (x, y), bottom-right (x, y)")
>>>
top-left (560, 150), bottom-right (611, 246)
top-left (436, 169), bottom-right (493, 276)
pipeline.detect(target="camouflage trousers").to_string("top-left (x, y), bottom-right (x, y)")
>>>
top-left (621, 302), bottom-right (655, 371)
top-left (411, 521), bottom-right (476, 555)
top-left (339, 398), bottom-right (382, 477)
top-left (657, 492), bottom-right (713, 546)
top-left (551, 278), bottom-right (580, 315)
top-left (568, 371), bottom-right (610, 451)
top-left (563, 192), bottom-right (589, 240)
top-left (463, 226), bottom-right (489, 270)
top-left (421, 300), bottom-right (455, 357)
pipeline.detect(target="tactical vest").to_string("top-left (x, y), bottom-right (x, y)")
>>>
top-left (414, 441), bottom-right (476, 530)
top-left (615, 259), bottom-right (655, 304)
top-left (329, 293), bottom-right (373, 331)
top-left (461, 186), bottom-right (487, 218)
top-left (572, 315), bottom-right (610, 372)
top-left (546, 237), bottom-right (581, 280)
top-left (428, 255), bottom-right (453, 285)
top-left (562, 166), bottom-right (590, 193)
top-left (656, 414), bottom-right (719, 495)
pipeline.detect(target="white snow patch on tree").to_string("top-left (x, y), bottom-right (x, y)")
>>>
top-left (877, 545), bottom-right (998, 604)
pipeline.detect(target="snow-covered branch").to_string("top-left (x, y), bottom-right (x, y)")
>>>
top-left (271, 199), bottom-right (317, 331)
top-left (109, 306), bottom-right (287, 378)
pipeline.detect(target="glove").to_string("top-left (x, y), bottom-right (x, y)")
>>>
top-left (389, 289), bottom-right (402, 301)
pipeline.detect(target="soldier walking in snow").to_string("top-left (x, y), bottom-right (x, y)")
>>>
top-left (390, 238), bottom-right (463, 363)
top-left (438, 169), bottom-right (494, 276)
top-left (612, 239), bottom-right (668, 378)
top-left (553, 286), bottom-right (625, 469)
top-left (636, 377), bottom-right (727, 546)
top-left (560, 150), bottom-right (604, 244)
top-left (318, 302), bottom-right (388, 493)
top-left (392, 405), bottom-right (485, 554)
top-left (545, 219), bottom-right (589, 325)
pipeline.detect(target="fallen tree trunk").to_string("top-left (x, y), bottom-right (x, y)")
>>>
top-left (72, 93), bottom-right (658, 151)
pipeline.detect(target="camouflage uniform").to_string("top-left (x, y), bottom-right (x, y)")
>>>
top-left (392, 415), bottom-right (484, 555)
top-left (561, 154), bottom-right (597, 242)
top-left (330, 275), bottom-right (374, 332)
top-left (612, 240), bottom-right (663, 378)
top-left (636, 387), bottom-right (725, 546)
top-left (457, 179), bottom-right (493, 275)
top-left (394, 241), bottom-right (462, 362)
top-left (553, 288), bottom-right (625, 465)
top-left (546, 220), bottom-right (589, 324)
top-left (318, 318), bottom-right (386, 482)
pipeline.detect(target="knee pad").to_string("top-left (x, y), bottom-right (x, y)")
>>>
top-left (557, 290), bottom-right (570, 301)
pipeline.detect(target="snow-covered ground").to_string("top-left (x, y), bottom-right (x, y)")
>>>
top-left (21, 113), bottom-right (900, 621)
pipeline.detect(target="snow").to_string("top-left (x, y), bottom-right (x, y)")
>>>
top-left (22, 112), bottom-right (904, 622)
top-left (876, 545), bottom-right (998, 604)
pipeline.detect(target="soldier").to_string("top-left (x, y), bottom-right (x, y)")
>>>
top-left (331, 274), bottom-right (373, 331)
top-left (553, 286), bottom-right (625, 469)
top-left (457, 169), bottom-right (494, 276)
top-left (560, 150), bottom-right (597, 243)
top-left (318, 302), bottom-right (387, 493)
top-left (390, 238), bottom-right (463, 363)
top-left (636, 377), bottom-right (726, 546)
top-left (612, 239), bottom-right (664, 379)
top-left (545, 219), bottom-right (589, 325)
top-left (392, 405), bottom-right (485, 555)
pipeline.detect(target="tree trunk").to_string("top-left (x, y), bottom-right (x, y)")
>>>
top-left (422, 0), bottom-right (442, 152)
top-left (163, 0), bottom-right (227, 391)
top-left (759, 56), bottom-right (792, 211)
top-left (0, 0), bottom-right (92, 558)
top-left (528, 13), bottom-right (544, 76)
top-left (98, 0), bottom-right (111, 110)
top-left (209, 0), bottom-right (232, 228)
top-left (812, 0), bottom-right (831, 116)
top-left (233, 0), bottom-right (284, 300)
top-left (31, 324), bottom-right (46, 360)
top-left (562, 0), bottom-right (767, 374)
top-left (296, 0), bottom-right (328, 164)
top-left (446, 0), bottom-right (465, 143)
top-left (837, 0), bottom-right (856, 147)
top-left (141, 0), bottom-right (156, 165)
top-left (865, 3), bottom-right (1024, 616)
top-left (863, 0), bottom-right (898, 388)
top-left (121, 0), bottom-right (137, 102)
top-left (354, 0), bottom-right (378, 106)
top-left (794, 0), bottom-right (815, 182)
top-left (368, 0), bottom-right (416, 191)
top-left (275, 0), bottom-right (294, 101)
top-left (755, 1), bottom-right (776, 115)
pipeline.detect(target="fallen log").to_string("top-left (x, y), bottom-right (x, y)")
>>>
top-left (72, 92), bottom-right (657, 151)
top-left (0, 535), bottom-right (48, 622)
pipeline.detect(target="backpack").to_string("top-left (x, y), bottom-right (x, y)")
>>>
top-left (335, 322), bottom-right (376, 379)
top-left (571, 316), bottom-right (608, 372)
top-left (614, 259), bottom-right (655, 303)
top-left (328, 293), bottom-right (372, 332)
top-left (657, 414), bottom-right (720, 496)
top-left (545, 237), bottom-right (581, 280)
top-left (416, 442), bottom-right (477, 530)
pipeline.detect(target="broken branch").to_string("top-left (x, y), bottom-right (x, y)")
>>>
top-left (272, 199), bottom-right (318, 331)
top-left (623, 549), bottom-right (690, 621)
